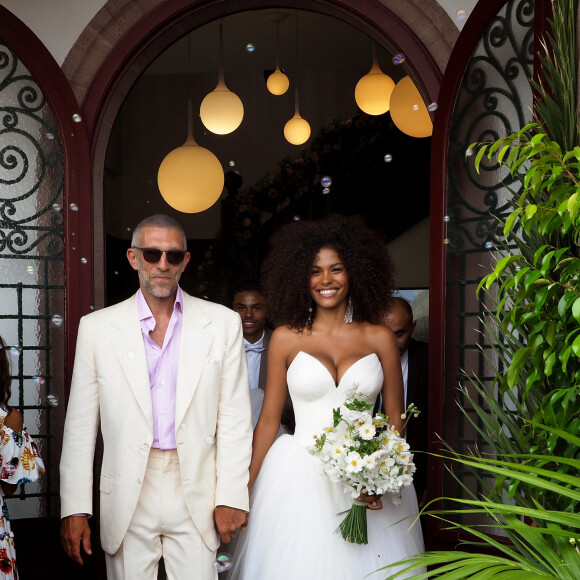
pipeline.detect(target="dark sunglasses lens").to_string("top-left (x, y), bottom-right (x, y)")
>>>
top-left (142, 249), bottom-right (163, 263)
top-left (166, 251), bottom-right (186, 265)
top-left (138, 248), bottom-right (186, 264)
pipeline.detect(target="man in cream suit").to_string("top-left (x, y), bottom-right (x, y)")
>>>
top-left (60, 214), bottom-right (253, 579)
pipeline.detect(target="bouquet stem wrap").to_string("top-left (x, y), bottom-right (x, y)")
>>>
top-left (337, 500), bottom-right (368, 545)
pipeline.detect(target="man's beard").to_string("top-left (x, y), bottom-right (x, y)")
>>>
top-left (139, 270), bottom-right (180, 298)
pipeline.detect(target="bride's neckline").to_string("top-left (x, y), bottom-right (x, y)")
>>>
top-left (290, 351), bottom-right (379, 387)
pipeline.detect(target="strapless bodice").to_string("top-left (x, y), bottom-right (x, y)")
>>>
top-left (287, 351), bottom-right (383, 445)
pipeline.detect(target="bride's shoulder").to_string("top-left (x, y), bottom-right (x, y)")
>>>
top-left (270, 325), bottom-right (301, 348)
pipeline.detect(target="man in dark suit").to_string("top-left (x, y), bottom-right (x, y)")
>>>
top-left (232, 281), bottom-right (294, 433)
top-left (381, 297), bottom-right (429, 508)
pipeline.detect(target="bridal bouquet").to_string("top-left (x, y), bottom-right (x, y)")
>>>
top-left (309, 393), bottom-right (418, 545)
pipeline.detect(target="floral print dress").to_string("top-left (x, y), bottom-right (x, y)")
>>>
top-left (0, 405), bottom-right (45, 579)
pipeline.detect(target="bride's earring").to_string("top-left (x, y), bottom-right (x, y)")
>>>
top-left (306, 307), bottom-right (313, 327)
top-left (344, 297), bottom-right (353, 324)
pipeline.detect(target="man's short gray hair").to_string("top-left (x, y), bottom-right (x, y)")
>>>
top-left (131, 214), bottom-right (187, 249)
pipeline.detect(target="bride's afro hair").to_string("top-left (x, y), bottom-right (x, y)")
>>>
top-left (261, 214), bottom-right (395, 330)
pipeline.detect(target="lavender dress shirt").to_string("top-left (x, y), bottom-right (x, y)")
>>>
top-left (137, 287), bottom-right (183, 450)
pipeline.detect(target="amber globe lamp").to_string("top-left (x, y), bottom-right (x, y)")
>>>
top-left (200, 80), bottom-right (244, 135)
top-left (284, 113), bottom-right (311, 145)
top-left (158, 99), bottom-right (224, 213)
top-left (267, 68), bottom-right (290, 95)
top-left (354, 62), bottom-right (395, 115)
top-left (389, 76), bottom-right (433, 138)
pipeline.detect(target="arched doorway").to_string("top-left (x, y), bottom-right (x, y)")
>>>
top-left (65, 0), bottom-right (453, 309)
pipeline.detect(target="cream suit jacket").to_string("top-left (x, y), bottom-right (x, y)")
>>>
top-left (60, 291), bottom-right (253, 555)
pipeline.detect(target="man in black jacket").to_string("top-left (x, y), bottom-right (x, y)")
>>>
top-left (382, 297), bottom-right (429, 508)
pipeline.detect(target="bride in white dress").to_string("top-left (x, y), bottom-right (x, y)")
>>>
top-left (231, 215), bottom-right (425, 579)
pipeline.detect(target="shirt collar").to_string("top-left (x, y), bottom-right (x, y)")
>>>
top-left (137, 286), bottom-right (183, 324)
top-left (243, 329), bottom-right (265, 348)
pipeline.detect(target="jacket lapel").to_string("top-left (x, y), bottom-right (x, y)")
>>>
top-left (109, 295), bottom-right (153, 425)
top-left (175, 294), bottom-right (213, 427)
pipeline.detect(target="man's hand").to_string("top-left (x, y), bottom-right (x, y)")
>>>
top-left (214, 505), bottom-right (247, 543)
top-left (61, 515), bottom-right (92, 565)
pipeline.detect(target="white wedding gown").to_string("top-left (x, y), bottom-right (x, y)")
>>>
top-left (230, 351), bottom-right (425, 580)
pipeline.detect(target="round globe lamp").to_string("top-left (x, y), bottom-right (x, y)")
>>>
top-left (158, 136), bottom-right (224, 213)
top-left (354, 63), bottom-right (395, 115)
top-left (200, 79), bottom-right (244, 135)
top-left (389, 76), bottom-right (433, 138)
top-left (284, 113), bottom-right (311, 146)
top-left (267, 68), bottom-right (290, 95)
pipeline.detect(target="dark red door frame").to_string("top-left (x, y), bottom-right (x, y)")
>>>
top-left (428, 0), bottom-right (552, 548)
top-left (0, 6), bottom-right (92, 397)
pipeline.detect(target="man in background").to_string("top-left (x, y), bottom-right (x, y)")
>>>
top-left (232, 281), bottom-right (294, 433)
top-left (381, 297), bottom-right (429, 507)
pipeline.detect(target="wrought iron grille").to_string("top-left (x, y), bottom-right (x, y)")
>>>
top-left (443, 0), bottom-right (534, 522)
top-left (0, 43), bottom-right (65, 518)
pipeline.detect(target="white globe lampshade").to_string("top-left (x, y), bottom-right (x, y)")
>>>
top-left (200, 80), bottom-right (244, 135)
top-left (389, 76), bottom-right (433, 138)
top-left (354, 63), bottom-right (395, 115)
top-left (267, 68), bottom-right (290, 95)
top-left (284, 114), bottom-right (311, 145)
top-left (157, 138), bottom-right (224, 213)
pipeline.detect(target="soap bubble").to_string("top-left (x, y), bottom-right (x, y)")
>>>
top-left (392, 53), bottom-right (405, 65)
top-left (26, 265), bottom-right (35, 275)
top-left (321, 176), bottom-right (332, 187)
top-left (46, 133), bottom-right (54, 140)
top-left (81, 257), bottom-right (88, 264)
top-left (72, 114), bottom-right (82, 123)
top-left (245, 43), bottom-right (255, 53)
top-left (47, 394), bottom-right (58, 406)
top-left (9, 347), bottom-right (21, 357)
top-left (465, 149), bottom-right (473, 158)
top-left (52, 203), bottom-right (61, 212)
top-left (293, 215), bottom-right (300, 222)
top-left (427, 102), bottom-right (438, 112)
top-left (457, 9), bottom-right (466, 21)
top-left (384, 154), bottom-right (393, 163)
top-left (51, 314), bottom-right (63, 327)
top-left (214, 554), bottom-right (232, 572)
top-left (322, 188), bottom-right (331, 195)
top-left (485, 241), bottom-right (493, 249)
top-left (444, 215), bottom-right (451, 223)
top-left (69, 203), bottom-right (78, 211)
top-left (229, 160), bottom-right (235, 167)
top-left (33, 376), bottom-right (45, 385)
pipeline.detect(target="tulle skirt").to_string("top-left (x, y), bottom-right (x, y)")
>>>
top-left (230, 434), bottom-right (425, 580)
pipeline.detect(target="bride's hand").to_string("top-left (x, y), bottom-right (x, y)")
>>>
top-left (356, 491), bottom-right (383, 511)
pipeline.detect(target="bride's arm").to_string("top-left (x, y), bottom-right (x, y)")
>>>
top-left (376, 326), bottom-right (405, 435)
top-left (248, 327), bottom-right (293, 491)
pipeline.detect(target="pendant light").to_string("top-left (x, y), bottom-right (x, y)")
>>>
top-left (266, 13), bottom-right (290, 95)
top-left (200, 20), bottom-right (244, 135)
top-left (284, 86), bottom-right (310, 145)
top-left (284, 12), bottom-right (310, 146)
top-left (158, 95), bottom-right (224, 213)
top-left (389, 76), bottom-right (433, 138)
top-left (354, 42), bottom-right (395, 115)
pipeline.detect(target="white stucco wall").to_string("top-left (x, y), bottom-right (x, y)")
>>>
top-left (0, 0), bottom-right (478, 65)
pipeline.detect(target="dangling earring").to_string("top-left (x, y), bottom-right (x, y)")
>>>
top-left (306, 307), bottom-right (313, 327)
top-left (344, 297), bottom-right (353, 324)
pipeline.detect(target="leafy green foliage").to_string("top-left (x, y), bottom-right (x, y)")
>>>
top-left (379, 429), bottom-right (580, 579)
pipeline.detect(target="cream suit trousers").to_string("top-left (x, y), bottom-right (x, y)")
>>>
top-left (105, 449), bottom-right (218, 580)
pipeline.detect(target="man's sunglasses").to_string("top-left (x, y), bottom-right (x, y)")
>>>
top-left (132, 247), bottom-right (187, 265)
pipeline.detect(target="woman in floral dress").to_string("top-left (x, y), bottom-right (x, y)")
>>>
top-left (0, 336), bottom-right (45, 579)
